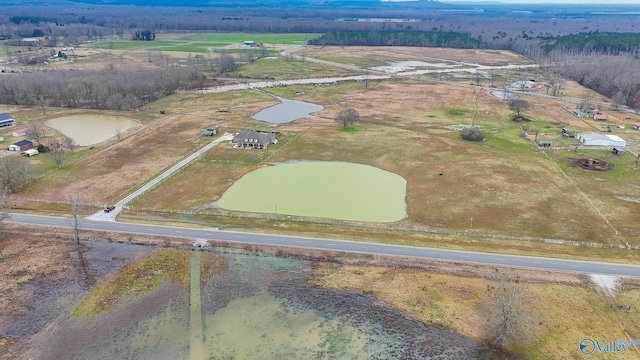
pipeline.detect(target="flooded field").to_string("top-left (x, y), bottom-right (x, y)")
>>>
top-left (15, 243), bottom-right (491, 359)
top-left (215, 161), bottom-right (407, 222)
top-left (46, 114), bottom-right (138, 146)
top-left (252, 96), bottom-right (324, 123)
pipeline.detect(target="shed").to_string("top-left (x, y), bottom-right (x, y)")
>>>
top-left (576, 132), bottom-right (626, 147)
top-left (8, 139), bottom-right (33, 152)
top-left (0, 113), bottom-right (16, 127)
top-left (573, 110), bottom-right (586, 117)
top-left (634, 123), bottom-right (640, 130)
top-left (561, 128), bottom-right (575, 138)
top-left (538, 140), bottom-right (552, 147)
top-left (244, 41), bottom-right (255, 46)
top-left (593, 114), bottom-right (608, 121)
top-left (22, 149), bottom-right (39, 157)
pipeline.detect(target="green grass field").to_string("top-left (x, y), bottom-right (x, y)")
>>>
top-left (192, 32), bottom-right (320, 44)
top-left (86, 33), bottom-right (320, 53)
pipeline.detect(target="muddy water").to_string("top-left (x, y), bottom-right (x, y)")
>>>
top-left (216, 161), bottom-right (407, 222)
top-left (252, 96), bottom-right (324, 123)
top-left (45, 114), bottom-right (137, 146)
top-left (28, 245), bottom-right (489, 359)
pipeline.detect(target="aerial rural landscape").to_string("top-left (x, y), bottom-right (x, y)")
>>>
top-left (1, 0), bottom-right (640, 358)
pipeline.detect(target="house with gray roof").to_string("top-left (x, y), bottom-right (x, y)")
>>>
top-left (232, 129), bottom-right (278, 149)
top-left (0, 113), bottom-right (16, 128)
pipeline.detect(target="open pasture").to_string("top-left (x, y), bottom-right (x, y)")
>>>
top-left (12, 45), bottom-right (640, 246)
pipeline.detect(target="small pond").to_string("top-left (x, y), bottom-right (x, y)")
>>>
top-left (216, 161), bottom-right (407, 222)
top-left (46, 114), bottom-right (138, 146)
top-left (252, 96), bottom-right (324, 124)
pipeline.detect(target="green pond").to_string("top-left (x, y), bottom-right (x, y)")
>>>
top-left (216, 161), bottom-right (407, 222)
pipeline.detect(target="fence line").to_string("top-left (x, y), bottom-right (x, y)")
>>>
top-left (10, 195), bottom-right (638, 250)
top-left (117, 204), bottom-right (639, 250)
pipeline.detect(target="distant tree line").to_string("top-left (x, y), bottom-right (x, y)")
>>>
top-left (538, 31), bottom-right (640, 56)
top-left (309, 30), bottom-right (480, 48)
top-left (0, 66), bottom-right (204, 111)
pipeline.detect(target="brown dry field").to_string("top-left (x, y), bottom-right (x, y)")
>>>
top-left (297, 46), bottom-right (534, 67)
top-left (131, 79), bottom-right (640, 244)
top-left (7, 46), bottom-right (640, 249)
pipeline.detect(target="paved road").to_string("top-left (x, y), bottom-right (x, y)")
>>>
top-left (9, 213), bottom-right (640, 278)
top-left (87, 133), bottom-right (234, 221)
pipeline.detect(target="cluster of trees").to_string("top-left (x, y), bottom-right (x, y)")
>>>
top-left (0, 66), bottom-right (205, 111)
top-left (552, 53), bottom-right (640, 110)
top-left (309, 30), bottom-right (480, 48)
top-left (131, 29), bottom-right (155, 41)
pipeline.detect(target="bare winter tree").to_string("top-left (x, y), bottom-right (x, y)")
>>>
top-left (32, 93), bottom-right (51, 116)
top-left (70, 190), bottom-right (81, 245)
top-left (26, 120), bottom-right (47, 143)
top-left (0, 157), bottom-right (30, 194)
top-left (508, 99), bottom-right (530, 118)
top-left (114, 127), bottom-right (123, 142)
top-left (611, 92), bottom-right (626, 111)
top-left (335, 108), bottom-right (360, 128)
top-left (69, 190), bottom-right (93, 285)
top-left (482, 273), bottom-right (537, 349)
top-left (546, 76), bottom-right (566, 97)
top-left (49, 141), bottom-right (66, 169)
top-left (580, 92), bottom-right (594, 112)
top-left (218, 53), bottom-right (236, 74)
top-left (0, 195), bottom-right (10, 261)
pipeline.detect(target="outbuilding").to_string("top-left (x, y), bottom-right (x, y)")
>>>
top-left (22, 149), bottom-right (39, 157)
top-left (538, 140), bottom-right (552, 147)
top-left (593, 114), bottom-right (608, 122)
top-left (8, 139), bottom-right (33, 152)
top-left (0, 113), bottom-right (16, 127)
top-left (576, 132), bottom-right (626, 147)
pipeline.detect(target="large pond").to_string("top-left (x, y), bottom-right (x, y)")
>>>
top-left (252, 96), bottom-right (324, 124)
top-left (216, 161), bottom-right (407, 222)
top-left (31, 245), bottom-right (488, 359)
top-left (46, 114), bottom-right (138, 146)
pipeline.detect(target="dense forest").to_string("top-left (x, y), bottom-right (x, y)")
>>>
top-left (309, 30), bottom-right (480, 48)
top-left (0, 67), bottom-right (204, 111)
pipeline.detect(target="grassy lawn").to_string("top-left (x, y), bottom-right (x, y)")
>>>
top-left (232, 57), bottom-right (356, 80)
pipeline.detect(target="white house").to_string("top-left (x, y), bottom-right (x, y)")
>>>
top-left (576, 132), bottom-right (626, 147)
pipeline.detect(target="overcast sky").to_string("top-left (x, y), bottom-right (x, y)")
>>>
top-left (439, 0), bottom-right (640, 3)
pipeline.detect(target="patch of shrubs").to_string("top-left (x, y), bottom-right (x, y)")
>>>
top-left (37, 144), bottom-right (50, 153)
top-left (461, 128), bottom-right (485, 142)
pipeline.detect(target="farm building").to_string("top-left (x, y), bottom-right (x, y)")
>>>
top-left (0, 113), bottom-right (16, 127)
top-left (576, 132), bottom-right (626, 147)
top-left (232, 129), bottom-right (278, 149)
top-left (8, 139), bottom-right (33, 152)
top-left (538, 140), bottom-right (552, 147)
top-left (593, 114), bottom-right (608, 121)
top-left (22, 149), bottom-right (39, 157)
top-left (573, 110), bottom-right (586, 117)
top-left (634, 123), bottom-right (640, 130)
top-left (562, 128), bottom-right (575, 138)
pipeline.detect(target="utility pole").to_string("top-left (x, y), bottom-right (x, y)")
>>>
top-left (471, 88), bottom-right (481, 126)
